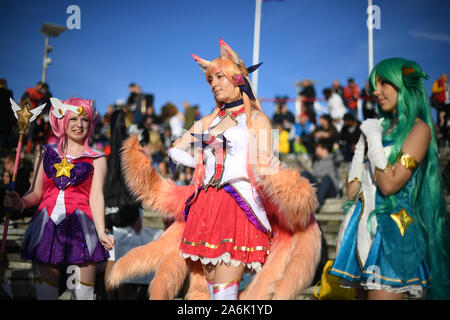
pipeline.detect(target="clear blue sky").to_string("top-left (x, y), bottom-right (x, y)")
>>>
top-left (1, 0), bottom-right (449, 119)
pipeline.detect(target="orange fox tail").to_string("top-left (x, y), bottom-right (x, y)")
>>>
top-left (258, 166), bottom-right (318, 231)
top-left (107, 221), bottom-right (185, 288)
top-left (241, 218), bottom-right (321, 300)
top-left (121, 136), bottom-right (195, 221)
top-left (271, 219), bottom-right (322, 299)
top-left (147, 225), bottom-right (189, 299)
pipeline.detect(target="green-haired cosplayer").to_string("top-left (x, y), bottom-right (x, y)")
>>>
top-left (330, 58), bottom-right (450, 300)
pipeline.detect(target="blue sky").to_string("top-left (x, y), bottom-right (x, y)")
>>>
top-left (1, 0), bottom-right (449, 119)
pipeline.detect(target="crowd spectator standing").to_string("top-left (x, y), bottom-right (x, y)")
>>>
top-left (338, 113), bottom-right (361, 163)
top-left (331, 79), bottom-right (345, 102)
top-left (343, 78), bottom-right (360, 119)
top-left (360, 80), bottom-right (377, 119)
top-left (165, 103), bottom-right (184, 140)
top-left (20, 81), bottom-right (47, 109)
top-left (127, 83), bottom-right (146, 125)
top-left (298, 80), bottom-right (317, 124)
top-left (431, 73), bottom-right (449, 147)
top-left (0, 78), bottom-right (15, 155)
top-left (20, 81), bottom-right (53, 153)
top-left (323, 88), bottom-right (347, 132)
top-left (182, 101), bottom-right (197, 131)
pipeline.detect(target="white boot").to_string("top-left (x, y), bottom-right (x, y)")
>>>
top-left (34, 277), bottom-right (59, 300)
top-left (206, 279), bottom-right (214, 299)
top-left (33, 263), bottom-right (59, 300)
top-left (213, 280), bottom-right (239, 300)
top-left (71, 281), bottom-right (95, 300)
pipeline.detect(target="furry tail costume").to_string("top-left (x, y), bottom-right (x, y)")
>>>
top-left (108, 136), bottom-right (321, 300)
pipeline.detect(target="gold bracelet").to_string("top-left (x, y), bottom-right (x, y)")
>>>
top-left (348, 177), bottom-right (362, 184)
top-left (374, 164), bottom-right (389, 173)
top-left (373, 163), bottom-right (390, 182)
top-left (396, 152), bottom-right (418, 170)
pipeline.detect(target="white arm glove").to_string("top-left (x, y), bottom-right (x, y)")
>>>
top-left (360, 118), bottom-right (387, 175)
top-left (168, 147), bottom-right (196, 168)
top-left (347, 134), bottom-right (366, 183)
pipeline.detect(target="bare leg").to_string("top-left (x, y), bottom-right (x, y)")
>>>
top-left (77, 262), bottom-right (96, 284)
top-left (203, 263), bottom-right (215, 298)
top-left (71, 262), bottom-right (96, 300)
top-left (212, 262), bottom-right (245, 300)
top-left (34, 262), bottom-right (60, 300)
top-left (36, 262), bottom-right (60, 287)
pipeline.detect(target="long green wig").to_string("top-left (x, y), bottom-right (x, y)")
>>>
top-left (366, 57), bottom-right (450, 299)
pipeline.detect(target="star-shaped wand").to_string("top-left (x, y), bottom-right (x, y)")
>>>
top-left (0, 97), bottom-right (46, 298)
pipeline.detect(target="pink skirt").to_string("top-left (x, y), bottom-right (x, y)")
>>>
top-left (180, 185), bottom-right (271, 272)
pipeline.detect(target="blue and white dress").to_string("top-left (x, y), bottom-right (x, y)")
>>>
top-left (330, 143), bottom-right (432, 297)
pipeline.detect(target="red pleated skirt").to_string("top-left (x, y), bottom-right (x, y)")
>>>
top-left (180, 186), bottom-right (271, 271)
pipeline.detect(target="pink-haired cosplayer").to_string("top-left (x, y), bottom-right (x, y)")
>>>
top-left (108, 39), bottom-right (322, 300)
top-left (49, 97), bottom-right (100, 157)
top-left (4, 97), bottom-right (114, 300)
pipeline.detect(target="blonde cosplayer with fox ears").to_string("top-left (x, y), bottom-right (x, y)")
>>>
top-left (108, 38), bottom-right (321, 300)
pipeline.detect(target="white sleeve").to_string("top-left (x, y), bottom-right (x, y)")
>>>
top-left (168, 147), bottom-right (196, 168)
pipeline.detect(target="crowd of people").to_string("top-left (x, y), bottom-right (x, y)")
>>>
top-left (1, 72), bottom-right (449, 221)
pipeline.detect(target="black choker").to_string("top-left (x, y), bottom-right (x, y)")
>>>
top-left (222, 99), bottom-right (243, 109)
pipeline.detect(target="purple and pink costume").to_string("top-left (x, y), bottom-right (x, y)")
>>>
top-left (21, 144), bottom-right (109, 264)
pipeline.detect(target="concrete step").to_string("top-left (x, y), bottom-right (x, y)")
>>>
top-left (8, 261), bottom-right (32, 270)
top-left (295, 286), bottom-right (316, 300)
top-left (5, 269), bottom-right (33, 280)
top-left (142, 209), bottom-right (165, 229)
top-left (320, 221), bottom-right (341, 234)
top-left (315, 213), bottom-right (345, 222)
top-left (5, 252), bottom-right (24, 263)
top-left (3, 228), bottom-right (26, 236)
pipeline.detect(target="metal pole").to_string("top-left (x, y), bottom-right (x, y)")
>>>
top-left (252, 0), bottom-right (262, 97)
top-left (368, 0), bottom-right (373, 75)
top-left (41, 35), bottom-right (49, 83)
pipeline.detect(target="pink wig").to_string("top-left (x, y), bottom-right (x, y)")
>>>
top-left (49, 97), bottom-right (100, 157)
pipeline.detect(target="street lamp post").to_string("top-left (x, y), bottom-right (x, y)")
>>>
top-left (368, 0), bottom-right (373, 76)
top-left (40, 23), bottom-right (67, 83)
top-left (252, 0), bottom-right (262, 97)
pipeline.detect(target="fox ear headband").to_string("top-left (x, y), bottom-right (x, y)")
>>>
top-left (192, 38), bottom-right (262, 100)
top-left (50, 97), bottom-right (96, 120)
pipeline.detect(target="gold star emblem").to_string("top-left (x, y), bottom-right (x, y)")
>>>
top-left (77, 106), bottom-right (87, 116)
top-left (54, 157), bottom-right (75, 178)
top-left (17, 98), bottom-right (34, 135)
top-left (390, 208), bottom-right (414, 237)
